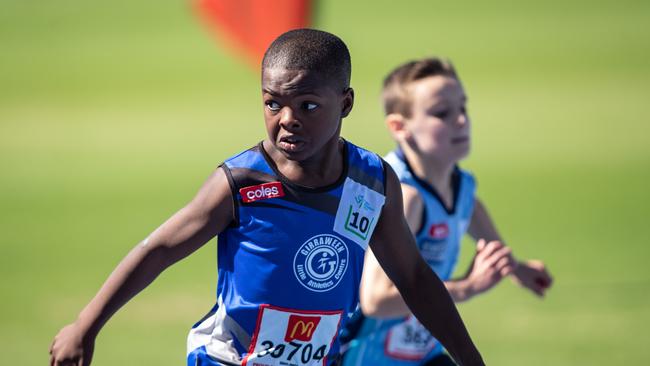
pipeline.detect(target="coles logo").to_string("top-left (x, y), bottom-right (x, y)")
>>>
top-left (284, 314), bottom-right (321, 342)
top-left (293, 234), bottom-right (349, 292)
top-left (428, 223), bottom-right (449, 240)
top-left (240, 182), bottom-right (284, 203)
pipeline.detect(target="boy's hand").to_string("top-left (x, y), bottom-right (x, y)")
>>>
top-left (465, 239), bottom-right (517, 298)
top-left (49, 322), bottom-right (95, 366)
top-left (511, 260), bottom-right (553, 297)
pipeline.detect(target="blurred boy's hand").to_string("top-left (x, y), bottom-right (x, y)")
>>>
top-left (511, 260), bottom-right (553, 297)
top-left (464, 240), bottom-right (518, 299)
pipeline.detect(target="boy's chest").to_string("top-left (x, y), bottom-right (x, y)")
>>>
top-left (416, 209), bottom-right (469, 274)
top-left (238, 176), bottom-right (384, 251)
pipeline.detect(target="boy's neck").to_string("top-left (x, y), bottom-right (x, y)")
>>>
top-left (263, 138), bottom-right (345, 188)
top-left (401, 145), bottom-right (456, 198)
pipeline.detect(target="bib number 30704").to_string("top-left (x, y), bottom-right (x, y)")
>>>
top-left (242, 305), bottom-right (343, 366)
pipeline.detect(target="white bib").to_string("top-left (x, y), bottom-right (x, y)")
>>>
top-left (384, 315), bottom-right (437, 361)
top-left (333, 177), bottom-right (385, 250)
top-left (243, 305), bottom-right (343, 366)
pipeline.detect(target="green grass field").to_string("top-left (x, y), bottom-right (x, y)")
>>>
top-left (1, 0), bottom-right (649, 364)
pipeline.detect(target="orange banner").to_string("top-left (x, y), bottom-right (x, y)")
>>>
top-left (196, 0), bottom-right (312, 68)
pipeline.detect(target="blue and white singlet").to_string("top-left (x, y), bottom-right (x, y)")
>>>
top-left (342, 148), bottom-right (476, 366)
top-left (187, 140), bottom-right (387, 366)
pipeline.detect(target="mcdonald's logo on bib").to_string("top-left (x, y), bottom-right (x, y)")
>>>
top-left (285, 314), bottom-right (321, 342)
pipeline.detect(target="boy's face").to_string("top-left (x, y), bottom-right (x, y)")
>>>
top-left (403, 75), bottom-right (470, 164)
top-left (261, 67), bottom-right (353, 162)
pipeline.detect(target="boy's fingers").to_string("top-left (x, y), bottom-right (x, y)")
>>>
top-left (532, 275), bottom-right (550, 296)
top-left (529, 260), bottom-right (551, 274)
top-left (476, 239), bottom-right (486, 251)
top-left (475, 241), bottom-right (502, 262)
top-left (481, 241), bottom-right (505, 258)
top-left (495, 256), bottom-right (516, 277)
top-left (497, 262), bottom-right (516, 277)
top-left (528, 260), bottom-right (553, 288)
top-left (528, 259), bottom-right (545, 268)
top-left (500, 267), bottom-right (514, 277)
top-left (483, 246), bottom-right (512, 268)
top-left (535, 276), bottom-right (552, 289)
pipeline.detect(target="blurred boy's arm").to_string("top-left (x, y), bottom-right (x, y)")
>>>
top-left (49, 168), bottom-right (234, 366)
top-left (360, 184), bottom-right (423, 318)
top-left (467, 198), bottom-right (503, 243)
top-left (368, 166), bottom-right (484, 366)
top-left (361, 186), bottom-right (518, 318)
top-left (468, 197), bottom-right (553, 297)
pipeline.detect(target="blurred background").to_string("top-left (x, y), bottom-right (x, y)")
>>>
top-left (1, 0), bottom-right (649, 364)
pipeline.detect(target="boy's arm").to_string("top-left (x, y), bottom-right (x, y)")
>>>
top-left (368, 166), bottom-right (484, 366)
top-left (49, 168), bottom-right (234, 366)
top-left (467, 198), bottom-right (503, 243)
top-left (360, 184), bottom-right (423, 317)
top-left (361, 186), bottom-right (518, 318)
top-left (468, 197), bottom-right (553, 297)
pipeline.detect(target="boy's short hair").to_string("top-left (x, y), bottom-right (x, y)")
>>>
top-left (382, 58), bottom-right (458, 117)
top-left (262, 29), bottom-right (351, 90)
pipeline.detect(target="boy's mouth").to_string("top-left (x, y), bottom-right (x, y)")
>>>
top-left (279, 135), bottom-right (306, 152)
top-left (451, 136), bottom-right (469, 144)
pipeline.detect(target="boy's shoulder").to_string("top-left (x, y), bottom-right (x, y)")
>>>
top-left (343, 139), bottom-right (387, 193)
top-left (222, 143), bottom-right (263, 167)
top-left (383, 149), bottom-right (476, 200)
top-left (345, 139), bottom-right (385, 166)
top-left (383, 148), bottom-right (475, 180)
top-left (382, 149), bottom-right (410, 183)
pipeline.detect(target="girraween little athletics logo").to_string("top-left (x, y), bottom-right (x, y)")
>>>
top-left (293, 234), bottom-right (349, 292)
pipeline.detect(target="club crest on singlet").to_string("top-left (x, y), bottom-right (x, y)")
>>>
top-left (293, 234), bottom-right (349, 292)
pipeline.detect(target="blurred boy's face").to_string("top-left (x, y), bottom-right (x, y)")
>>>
top-left (404, 75), bottom-right (470, 164)
top-left (261, 67), bottom-right (352, 162)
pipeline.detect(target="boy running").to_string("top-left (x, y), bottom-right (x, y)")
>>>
top-left (49, 32), bottom-right (484, 366)
top-left (342, 58), bottom-right (553, 366)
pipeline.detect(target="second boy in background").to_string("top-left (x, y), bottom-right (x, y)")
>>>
top-left (343, 58), bottom-right (553, 366)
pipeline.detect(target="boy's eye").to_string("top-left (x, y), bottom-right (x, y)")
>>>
top-left (266, 101), bottom-right (281, 111)
top-left (434, 110), bottom-right (449, 119)
top-left (302, 102), bottom-right (318, 111)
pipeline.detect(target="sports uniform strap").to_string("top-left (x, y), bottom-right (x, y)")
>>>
top-left (455, 169), bottom-right (477, 218)
top-left (345, 140), bottom-right (386, 196)
top-left (222, 144), bottom-right (278, 189)
top-left (220, 144), bottom-right (279, 228)
top-left (389, 147), bottom-right (466, 215)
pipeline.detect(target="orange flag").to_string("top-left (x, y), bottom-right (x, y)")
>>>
top-left (196, 0), bottom-right (312, 68)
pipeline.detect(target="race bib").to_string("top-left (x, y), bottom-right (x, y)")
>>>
top-left (243, 305), bottom-right (343, 366)
top-left (333, 177), bottom-right (385, 250)
top-left (384, 315), bottom-right (437, 361)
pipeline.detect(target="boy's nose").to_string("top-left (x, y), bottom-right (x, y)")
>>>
top-left (279, 107), bottom-right (301, 130)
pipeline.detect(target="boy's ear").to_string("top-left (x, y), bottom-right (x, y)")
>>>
top-left (385, 113), bottom-right (409, 141)
top-left (341, 87), bottom-right (354, 118)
